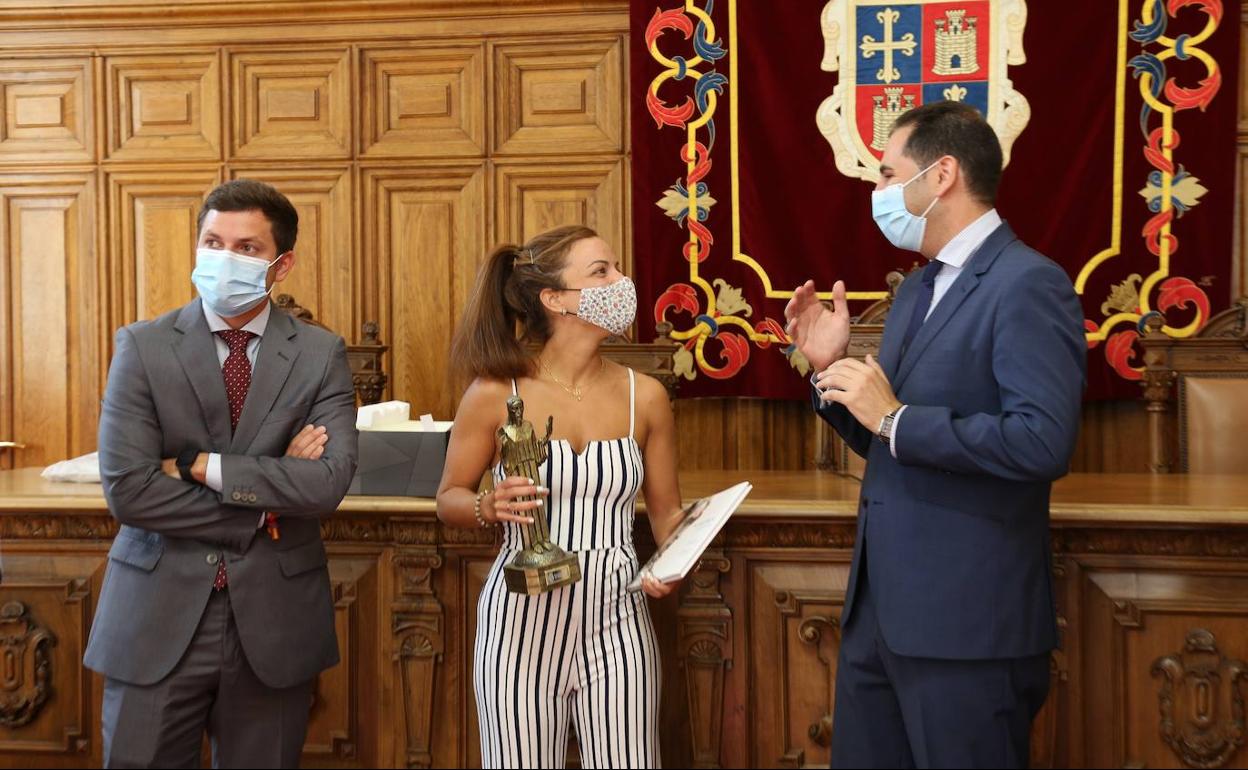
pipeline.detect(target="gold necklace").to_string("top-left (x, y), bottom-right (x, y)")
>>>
top-left (539, 357), bottom-right (604, 402)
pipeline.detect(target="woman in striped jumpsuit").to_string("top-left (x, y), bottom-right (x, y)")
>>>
top-left (437, 225), bottom-right (686, 769)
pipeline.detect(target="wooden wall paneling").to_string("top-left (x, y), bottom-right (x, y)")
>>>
top-left (364, 165), bottom-right (486, 419)
top-left (672, 397), bottom-right (1157, 474)
top-left (360, 45), bottom-right (486, 159)
top-left (1070, 400), bottom-right (1151, 474)
top-left (493, 159), bottom-right (626, 267)
top-left (0, 546), bottom-right (109, 767)
top-left (0, 58), bottom-right (94, 164)
top-left (673, 399), bottom-right (731, 471)
top-left (227, 166), bottom-right (355, 339)
top-left (106, 169), bottom-right (220, 330)
top-left (103, 52), bottom-right (221, 162)
top-left (674, 399), bottom-right (819, 473)
top-left (228, 48), bottom-right (352, 160)
top-left (746, 556), bottom-right (849, 769)
top-left (0, 174), bottom-right (99, 470)
top-left (492, 36), bottom-right (624, 156)
top-left (1077, 558), bottom-right (1248, 769)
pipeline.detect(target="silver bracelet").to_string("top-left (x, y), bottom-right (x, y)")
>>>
top-left (473, 489), bottom-right (494, 528)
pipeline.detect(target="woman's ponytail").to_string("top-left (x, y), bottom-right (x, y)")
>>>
top-left (450, 224), bottom-right (599, 384)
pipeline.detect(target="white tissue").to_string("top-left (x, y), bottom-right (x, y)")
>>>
top-left (356, 400), bottom-right (411, 430)
top-left (356, 402), bottom-right (452, 432)
top-left (41, 452), bottom-right (102, 484)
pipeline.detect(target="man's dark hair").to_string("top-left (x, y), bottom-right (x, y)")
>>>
top-left (197, 179), bottom-right (299, 254)
top-left (892, 101), bottom-right (1003, 205)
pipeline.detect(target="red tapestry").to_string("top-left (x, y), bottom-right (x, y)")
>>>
top-left (630, 0), bottom-right (1239, 400)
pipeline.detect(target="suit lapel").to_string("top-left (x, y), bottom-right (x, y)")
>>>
top-left (172, 299), bottom-right (233, 452)
top-left (230, 305), bottom-right (300, 453)
top-left (877, 282), bottom-right (912, 380)
top-left (891, 223), bottom-right (1015, 392)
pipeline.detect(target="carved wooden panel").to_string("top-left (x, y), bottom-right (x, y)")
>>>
top-left (678, 551), bottom-right (733, 769)
top-left (104, 53), bottom-right (221, 161)
top-left (391, 546), bottom-right (445, 770)
top-left (0, 549), bottom-right (107, 760)
top-left (304, 552), bottom-right (383, 765)
top-left (493, 159), bottom-right (625, 265)
top-left (0, 59), bottom-right (93, 163)
top-left (0, 174), bottom-right (99, 470)
top-left (107, 169), bottom-right (219, 327)
top-left (492, 36), bottom-right (624, 155)
top-left (746, 558), bottom-right (849, 769)
top-left (1078, 563), bottom-right (1248, 769)
top-left (229, 48), bottom-right (351, 159)
top-left (458, 555), bottom-right (495, 770)
top-left (360, 46), bottom-right (485, 159)
top-left (227, 166), bottom-right (354, 338)
top-left (364, 165), bottom-right (486, 415)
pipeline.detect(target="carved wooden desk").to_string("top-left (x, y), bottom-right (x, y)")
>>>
top-left (1, 469), bottom-right (1246, 769)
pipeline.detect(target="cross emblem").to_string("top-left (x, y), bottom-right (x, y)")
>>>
top-left (860, 8), bottom-right (917, 84)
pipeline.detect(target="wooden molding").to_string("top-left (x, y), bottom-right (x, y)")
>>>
top-left (492, 35), bottom-right (624, 156)
top-left (493, 159), bottom-right (626, 266)
top-left (0, 58), bottom-right (94, 163)
top-left (360, 45), bottom-right (486, 159)
top-left (229, 48), bottom-right (352, 159)
top-left (104, 52), bottom-right (222, 162)
top-left (0, 0), bottom-right (629, 29)
top-left (105, 168), bottom-right (220, 328)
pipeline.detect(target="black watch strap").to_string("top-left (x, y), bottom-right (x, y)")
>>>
top-left (176, 448), bottom-right (200, 483)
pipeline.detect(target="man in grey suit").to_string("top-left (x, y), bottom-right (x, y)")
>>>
top-left (85, 179), bottom-right (359, 768)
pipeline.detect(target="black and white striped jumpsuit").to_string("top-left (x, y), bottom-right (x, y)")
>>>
top-left (474, 369), bottom-right (662, 769)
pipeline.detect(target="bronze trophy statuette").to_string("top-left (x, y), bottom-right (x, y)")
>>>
top-left (498, 395), bottom-right (582, 595)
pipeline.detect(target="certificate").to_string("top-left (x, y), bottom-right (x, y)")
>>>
top-left (628, 481), bottom-right (752, 591)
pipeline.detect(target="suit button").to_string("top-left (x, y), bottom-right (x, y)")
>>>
top-left (231, 491), bottom-right (242, 502)
top-left (207, 553), bottom-right (220, 565)
top-left (248, 494), bottom-right (258, 503)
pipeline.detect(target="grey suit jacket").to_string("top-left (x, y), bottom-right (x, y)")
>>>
top-left (84, 298), bottom-right (359, 689)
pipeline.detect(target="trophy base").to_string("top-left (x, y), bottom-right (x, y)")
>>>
top-left (504, 550), bottom-right (582, 595)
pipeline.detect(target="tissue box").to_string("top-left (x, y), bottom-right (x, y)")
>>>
top-left (348, 402), bottom-right (452, 497)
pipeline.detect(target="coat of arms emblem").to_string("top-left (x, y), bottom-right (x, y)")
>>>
top-left (816, 0), bottom-right (1030, 181)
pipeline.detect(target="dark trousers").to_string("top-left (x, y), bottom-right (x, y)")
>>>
top-left (101, 589), bottom-right (315, 769)
top-left (830, 569), bottom-right (1050, 769)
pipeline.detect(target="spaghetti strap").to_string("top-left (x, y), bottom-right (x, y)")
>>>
top-left (627, 368), bottom-right (636, 439)
top-left (510, 378), bottom-right (518, 397)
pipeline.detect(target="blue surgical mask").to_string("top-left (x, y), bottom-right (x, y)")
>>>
top-left (871, 159), bottom-right (941, 252)
top-left (192, 247), bottom-right (283, 317)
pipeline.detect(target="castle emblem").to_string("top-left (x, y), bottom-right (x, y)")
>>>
top-left (815, 0), bottom-right (1030, 182)
top-left (871, 87), bottom-right (916, 150)
top-left (933, 10), bottom-right (980, 76)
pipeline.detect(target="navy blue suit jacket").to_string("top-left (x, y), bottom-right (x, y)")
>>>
top-left (815, 222), bottom-right (1086, 661)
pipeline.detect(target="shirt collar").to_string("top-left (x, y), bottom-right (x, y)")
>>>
top-left (202, 299), bottom-right (271, 338)
top-left (933, 208), bottom-right (1001, 269)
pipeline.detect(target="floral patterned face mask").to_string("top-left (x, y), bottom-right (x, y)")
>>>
top-left (567, 276), bottom-right (637, 337)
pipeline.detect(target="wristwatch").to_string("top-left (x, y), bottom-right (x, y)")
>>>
top-left (176, 448), bottom-right (200, 483)
top-left (877, 407), bottom-right (902, 447)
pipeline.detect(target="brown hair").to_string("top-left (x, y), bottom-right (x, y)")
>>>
top-left (197, 179), bottom-right (299, 254)
top-left (451, 225), bottom-right (598, 382)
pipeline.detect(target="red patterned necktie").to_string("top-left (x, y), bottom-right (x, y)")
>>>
top-left (214, 329), bottom-right (256, 589)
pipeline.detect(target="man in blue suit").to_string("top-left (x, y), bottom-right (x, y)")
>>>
top-left (785, 101), bottom-right (1086, 768)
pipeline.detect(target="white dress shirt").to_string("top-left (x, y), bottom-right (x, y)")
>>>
top-left (889, 208), bottom-right (1001, 456)
top-left (201, 301), bottom-right (271, 496)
